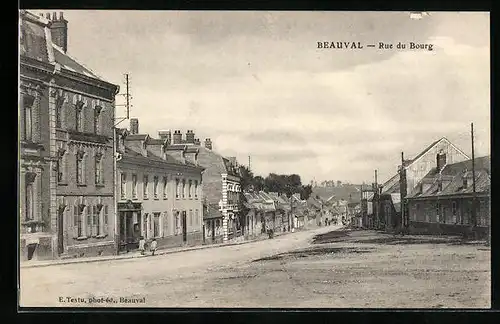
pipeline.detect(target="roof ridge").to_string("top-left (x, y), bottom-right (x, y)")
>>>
top-left (52, 44), bottom-right (103, 80)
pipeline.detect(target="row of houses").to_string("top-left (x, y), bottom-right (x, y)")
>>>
top-left (19, 11), bottom-right (246, 261)
top-left (358, 137), bottom-right (491, 238)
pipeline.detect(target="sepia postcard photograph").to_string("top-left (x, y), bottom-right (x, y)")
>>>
top-left (18, 10), bottom-right (490, 309)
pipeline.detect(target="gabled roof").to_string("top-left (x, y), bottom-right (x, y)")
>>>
top-left (120, 147), bottom-right (201, 169)
top-left (381, 137), bottom-right (469, 195)
top-left (407, 156), bottom-right (490, 199)
top-left (20, 11), bottom-right (108, 83)
top-left (125, 134), bottom-right (150, 141)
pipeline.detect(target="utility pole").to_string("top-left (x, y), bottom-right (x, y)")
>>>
top-left (400, 152), bottom-right (407, 233)
top-left (374, 169), bottom-right (379, 229)
top-left (471, 123), bottom-right (477, 238)
top-left (114, 73), bottom-right (132, 127)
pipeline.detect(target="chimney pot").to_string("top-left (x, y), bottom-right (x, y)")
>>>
top-left (59, 12), bottom-right (64, 20)
top-left (46, 13), bottom-right (51, 19)
top-left (52, 12), bottom-right (57, 20)
top-left (130, 118), bottom-right (139, 134)
top-left (48, 11), bottom-right (68, 52)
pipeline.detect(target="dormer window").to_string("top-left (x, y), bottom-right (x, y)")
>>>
top-left (437, 180), bottom-right (443, 192)
top-left (463, 177), bottom-right (468, 189)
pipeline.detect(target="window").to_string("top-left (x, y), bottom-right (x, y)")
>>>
top-left (23, 95), bottom-right (34, 142)
top-left (103, 205), bottom-right (108, 234)
top-left (188, 180), bottom-right (192, 199)
top-left (436, 202), bottom-right (440, 222)
top-left (93, 107), bottom-right (101, 134)
top-left (452, 201), bottom-right (457, 224)
top-left (120, 173), bottom-right (127, 199)
top-left (164, 211), bottom-right (169, 235)
top-left (194, 180), bottom-right (198, 199)
top-left (25, 173), bottom-right (36, 221)
top-left (95, 153), bottom-right (103, 185)
top-left (55, 96), bottom-right (64, 128)
top-left (143, 213), bottom-right (149, 238)
top-left (73, 205), bottom-right (83, 237)
top-left (189, 209), bottom-right (193, 227)
top-left (463, 177), bottom-right (468, 188)
top-left (163, 177), bottom-right (168, 199)
top-left (86, 206), bottom-right (92, 236)
top-left (154, 176), bottom-right (159, 199)
top-left (75, 101), bottom-right (84, 132)
top-left (153, 212), bottom-right (160, 237)
top-left (195, 209), bottom-right (199, 226)
top-left (143, 175), bottom-right (149, 199)
top-left (174, 211), bottom-right (180, 235)
top-left (76, 151), bottom-right (86, 185)
top-left (91, 205), bottom-right (101, 236)
top-left (128, 174), bottom-right (136, 199)
top-left (56, 149), bottom-right (65, 183)
top-left (175, 179), bottom-right (180, 199)
top-left (182, 179), bottom-right (186, 199)
top-left (437, 181), bottom-right (443, 192)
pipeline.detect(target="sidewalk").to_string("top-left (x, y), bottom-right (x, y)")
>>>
top-left (20, 230), bottom-right (294, 269)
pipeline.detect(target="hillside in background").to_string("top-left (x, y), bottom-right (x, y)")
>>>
top-left (312, 184), bottom-right (366, 203)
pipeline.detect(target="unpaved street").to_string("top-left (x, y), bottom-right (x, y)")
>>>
top-left (19, 226), bottom-right (490, 308)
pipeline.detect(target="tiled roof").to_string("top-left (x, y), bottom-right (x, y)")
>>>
top-left (204, 204), bottom-right (223, 220)
top-left (126, 134), bottom-right (149, 141)
top-left (407, 156), bottom-right (490, 199)
top-left (20, 11), bottom-right (106, 82)
top-left (121, 147), bottom-right (201, 169)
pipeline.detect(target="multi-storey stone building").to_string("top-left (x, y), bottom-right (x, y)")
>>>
top-left (19, 11), bottom-right (119, 260)
top-left (116, 120), bottom-right (204, 252)
top-left (157, 130), bottom-right (241, 243)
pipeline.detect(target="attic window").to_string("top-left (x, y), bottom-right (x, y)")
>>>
top-left (437, 181), bottom-right (443, 192)
top-left (463, 177), bottom-right (468, 189)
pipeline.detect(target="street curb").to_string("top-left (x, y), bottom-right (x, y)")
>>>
top-left (20, 234), bottom-right (273, 269)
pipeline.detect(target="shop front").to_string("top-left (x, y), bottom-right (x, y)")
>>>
top-left (117, 200), bottom-right (142, 252)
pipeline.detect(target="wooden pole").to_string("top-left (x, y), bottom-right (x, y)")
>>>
top-left (471, 123), bottom-right (477, 238)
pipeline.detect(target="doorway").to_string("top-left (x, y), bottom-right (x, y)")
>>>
top-left (182, 211), bottom-right (187, 243)
top-left (57, 207), bottom-right (65, 255)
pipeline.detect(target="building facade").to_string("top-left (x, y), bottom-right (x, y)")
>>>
top-left (406, 156), bottom-right (490, 238)
top-left (378, 137), bottom-right (469, 232)
top-left (20, 11), bottom-right (119, 261)
top-left (116, 121), bottom-right (204, 252)
top-left (157, 130), bottom-right (242, 243)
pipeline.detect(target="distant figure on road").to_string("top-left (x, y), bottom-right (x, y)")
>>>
top-left (150, 238), bottom-right (158, 256)
top-left (139, 236), bottom-right (146, 255)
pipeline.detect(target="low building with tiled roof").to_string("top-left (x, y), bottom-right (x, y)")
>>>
top-left (116, 119), bottom-right (204, 252)
top-left (20, 10), bottom-right (120, 261)
top-left (406, 156), bottom-right (490, 238)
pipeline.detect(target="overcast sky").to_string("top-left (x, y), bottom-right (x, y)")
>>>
top-left (35, 10), bottom-right (490, 184)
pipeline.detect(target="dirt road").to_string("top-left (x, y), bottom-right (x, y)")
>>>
top-left (19, 226), bottom-right (490, 308)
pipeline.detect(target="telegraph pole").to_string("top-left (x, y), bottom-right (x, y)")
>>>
top-left (114, 73), bottom-right (132, 127)
top-left (471, 123), bottom-right (477, 238)
top-left (400, 152), bottom-right (407, 233)
top-left (374, 169), bottom-right (379, 229)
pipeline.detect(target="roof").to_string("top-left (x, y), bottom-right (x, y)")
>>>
top-left (126, 134), bottom-right (149, 141)
top-left (222, 157), bottom-right (240, 177)
top-left (147, 138), bottom-right (166, 145)
top-left (204, 204), bottom-right (223, 220)
top-left (381, 137), bottom-right (471, 195)
top-left (407, 156), bottom-right (490, 199)
top-left (20, 11), bottom-right (106, 82)
top-left (120, 147), bottom-right (201, 169)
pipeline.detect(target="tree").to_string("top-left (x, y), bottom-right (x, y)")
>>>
top-left (253, 176), bottom-right (265, 192)
top-left (300, 184), bottom-right (313, 200)
top-left (238, 165), bottom-right (254, 192)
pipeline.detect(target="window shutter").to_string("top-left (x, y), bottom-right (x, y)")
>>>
top-left (87, 206), bottom-right (92, 236)
top-left (103, 205), bottom-right (108, 234)
top-left (73, 206), bottom-right (78, 238)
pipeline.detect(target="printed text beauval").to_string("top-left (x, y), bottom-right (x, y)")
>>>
top-left (317, 41), bottom-right (434, 51)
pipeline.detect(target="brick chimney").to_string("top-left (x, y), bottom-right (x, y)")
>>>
top-left (193, 138), bottom-right (201, 146)
top-left (48, 12), bottom-right (68, 53)
top-left (204, 138), bottom-right (212, 150)
top-left (436, 151), bottom-right (447, 172)
top-left (129, 118), bottom-right (139, 134)
top-left (172, 130), bottom-right (182, 144)
top-left (158, 130), bottom-right (171, 144)
top-left (185, 130), bottom-right (195, 144)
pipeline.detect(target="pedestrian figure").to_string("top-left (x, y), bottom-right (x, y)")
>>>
top-left (150, 238), bottom-right (158, 256)
top-left (139, 236), bottom-right (146, 255)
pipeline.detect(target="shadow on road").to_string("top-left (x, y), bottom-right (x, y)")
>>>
top-left (252, 246), bottom-right (374, 262)
top-left (311, 230), bottom-right (351, 244)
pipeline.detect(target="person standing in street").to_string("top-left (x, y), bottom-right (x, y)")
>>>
top-left (139, 236), bottom-right (146, 255)
top-left (150, 238), bottom-right (158, 256)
